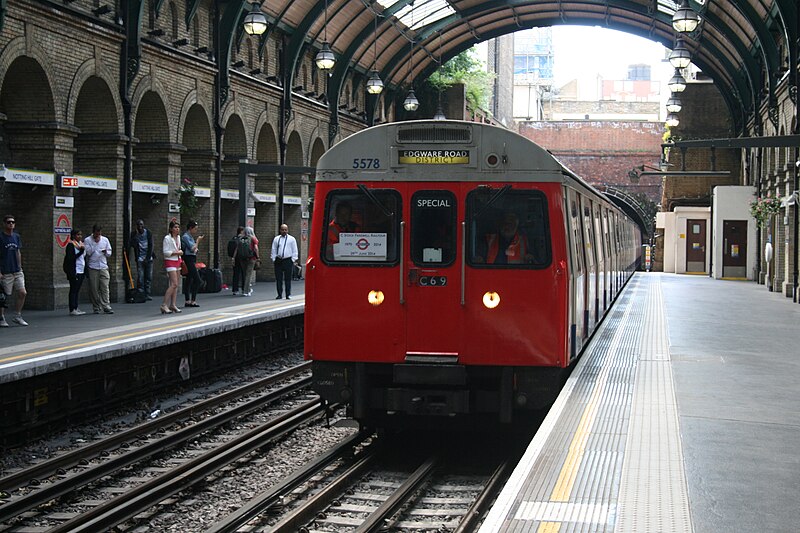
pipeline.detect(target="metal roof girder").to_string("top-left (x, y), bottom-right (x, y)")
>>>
top-left (327, 0), bottom-right (414, 129)
top-left (726, 0), bottom-right (781, 104)
top-left (282, 0), bottom-right (327, 115)
top-left (217, 0), bottom-right (249, 105)
top-left (412, 17), bottom-right (749, 131)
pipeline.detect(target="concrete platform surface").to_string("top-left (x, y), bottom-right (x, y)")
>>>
top-left (0, 279), bottom-right (305, 384)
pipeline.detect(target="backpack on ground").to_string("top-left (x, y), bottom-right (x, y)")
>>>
top-left (237, 236), bottom-right (254, 259)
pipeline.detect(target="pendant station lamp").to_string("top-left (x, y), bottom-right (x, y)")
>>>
top-left (403, 89), bottom-right (419, 111)
top-left (315, 0), bottom-right (335, 71)
top-left (668, 68), bottom-right (687, 93)
top-left (366, 13), bottom-right (384, 95)
top-left (403, 5), bottom-right (419, 111)
top-left (432, 31), bottom-right (445, 120)
top-left (669, 38), bottom-right (691, 69)
top-left (243, 2), bottom-right (267, 36)
top-left (666, 113), bottom-right (680, 127)
top-left (672, 0), bottom-right (700, 34)
top-left (666, 94), bottom-right (682, 113)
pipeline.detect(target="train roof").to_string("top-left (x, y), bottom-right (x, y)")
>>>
top-left (316, 121), bottom-right (635, 222)
top-left (317, 120), bottom-right (569, 182)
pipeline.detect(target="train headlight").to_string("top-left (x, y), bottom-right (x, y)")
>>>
top-left (368, 290), bottom-right (385, 306)
top-left (482, 291), bottom-right (500, 309)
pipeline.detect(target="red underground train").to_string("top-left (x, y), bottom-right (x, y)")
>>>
top-left (304, 120), bottom-right (641, 427)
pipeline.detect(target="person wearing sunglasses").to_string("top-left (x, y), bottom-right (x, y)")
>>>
top-left (0, 215), bottom-right (28, 326)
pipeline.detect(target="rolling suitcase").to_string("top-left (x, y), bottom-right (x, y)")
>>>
top-left (199, 267), bottom-right (223, 293)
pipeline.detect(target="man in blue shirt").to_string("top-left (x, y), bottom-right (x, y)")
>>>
top-left (0, 214), bottom-right (28, 326)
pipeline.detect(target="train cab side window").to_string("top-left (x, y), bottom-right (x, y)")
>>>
top-left (411, 191), bottom-right (456, 266)
top-left (323, 190), bottom-right (401, 264)
top-left (466, 189), bottom-right (551, 268)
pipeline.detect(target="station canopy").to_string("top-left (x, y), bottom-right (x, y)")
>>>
top-left (254, 0), bottom-right (796, 129)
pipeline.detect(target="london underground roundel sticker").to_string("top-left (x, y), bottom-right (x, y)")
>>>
top-left (55, 214), bottom-right (71, 248)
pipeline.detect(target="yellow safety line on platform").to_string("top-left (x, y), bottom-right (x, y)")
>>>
top-left (0, 304), bottom-right (281, 364)
top-left (548, 363), bottom-right (608, 502)
top-left (536, 522), bottom-right (561, 533)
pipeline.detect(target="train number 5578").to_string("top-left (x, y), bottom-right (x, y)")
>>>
top-left (352, 158), bottom-right (380, 169)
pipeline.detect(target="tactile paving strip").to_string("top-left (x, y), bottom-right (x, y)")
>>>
top-left (479, 274), bottom-right (692, 533)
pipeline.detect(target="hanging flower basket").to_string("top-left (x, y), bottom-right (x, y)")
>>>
top-left (179, 178), bottom-right (199, 217)
top-left (749, 197), bottom-right (781, 228)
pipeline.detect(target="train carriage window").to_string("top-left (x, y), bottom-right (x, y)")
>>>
top-left (323, 189), bottom-right (401, 264)
top-left (411, 191), bottom-right (456, 266)
top-left (570, 196), bottom-right (584, 274)
top-left (582, 197), bottom-right (596, 270)
top-left (466, 188), bottom-right (551, 268)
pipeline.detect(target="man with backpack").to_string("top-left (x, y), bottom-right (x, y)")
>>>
top-left (227, 226), bottom-right (245, 295)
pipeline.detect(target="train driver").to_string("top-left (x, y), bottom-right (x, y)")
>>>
top-left (326, 202), bottom-right (361, 259)
top-left (327, 202), bottom-right (361, 245)
top-left (476, 212), bottom-right (534, 265)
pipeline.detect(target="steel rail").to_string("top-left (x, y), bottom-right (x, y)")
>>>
top-left (353, 455), bottom-right (439, 533)
top-left (452, 459), bottom-right (514, 533)
top-left (0, 361), bottom-right (310, 493)
top-left (0, 373), bottom-right (312, 524)
top-left (208, 426), bottom-right (371, 533)
top-left (45, 398), bottom-right (326, 533)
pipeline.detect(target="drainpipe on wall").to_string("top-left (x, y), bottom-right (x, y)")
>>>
top-left (792, 38), bottom-right (799, 303)
top-left (212, 0), bottom-right (222, 270)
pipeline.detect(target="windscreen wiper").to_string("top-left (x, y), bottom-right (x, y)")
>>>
top-left (472, 184), bottom-right (511, 220)
top-left (358, 184), bottom-right (394, 218)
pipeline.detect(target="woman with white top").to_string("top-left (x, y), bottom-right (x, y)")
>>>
top-left (161, 221), bottom-right (184, 314)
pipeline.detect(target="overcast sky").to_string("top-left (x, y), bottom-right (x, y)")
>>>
top-left (552, 26), bottom-right (671, 87)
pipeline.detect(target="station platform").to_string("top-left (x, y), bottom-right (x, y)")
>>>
top-left (0, 281), bottom-right (304, 385)
top-left (480, 272), bottom-right (800, 533)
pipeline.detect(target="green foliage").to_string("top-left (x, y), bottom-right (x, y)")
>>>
top-left (749, 196), bottom-right (781, 228)
top-left (427, 49), bottom-right (494, 112)
top-left (179, 178), bottom-right (199, 218)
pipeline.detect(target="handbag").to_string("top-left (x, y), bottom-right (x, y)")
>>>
top-left (253, 258), bottom-right (262, 270)
top-left (180, 259), bottom-right (188, 276)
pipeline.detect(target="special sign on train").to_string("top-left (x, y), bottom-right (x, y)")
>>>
top-left (398, 150), bottom-right (469, 165)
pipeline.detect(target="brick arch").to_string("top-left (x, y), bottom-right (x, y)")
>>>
top-left (73, 76), bottom-right (120, 135)
top-left (66, 58), bottom-right (122, 131)
top-left (309, 137), bottom-right (325, 167)
top-left (131, 75), bottom-right (176, 141)
top-left (222, 114), bottom-right (248, 159)
top-left (220, 100), bottom-right (250, 157)
top-left (134, 91), bottom-right (171, 143)
top-left (182, 104), bottom-right (212, 151)
top-left (177, 90), bottom-right (213, 151)
top-left (285, 130), bottom-right (304, 166)
top-left (0, 40), bottom-right (58, 123)
top-left (255, 121), bottom-right (278, 163)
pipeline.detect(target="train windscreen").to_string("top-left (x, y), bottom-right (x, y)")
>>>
top-left (322, 189), bottom-right (401, 264)
top-left (466, 188), bottom-right (551, 268)
top-left (410, 190), bottom-right (457, 266)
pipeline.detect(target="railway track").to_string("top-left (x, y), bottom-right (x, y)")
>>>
top-left (209, 435), bottom-right (517, 532)
top-left (0, 362), bottom-right (317, 531)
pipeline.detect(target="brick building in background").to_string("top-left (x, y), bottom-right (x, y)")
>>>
top-left (517, 119), bottom-right (664, 205)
